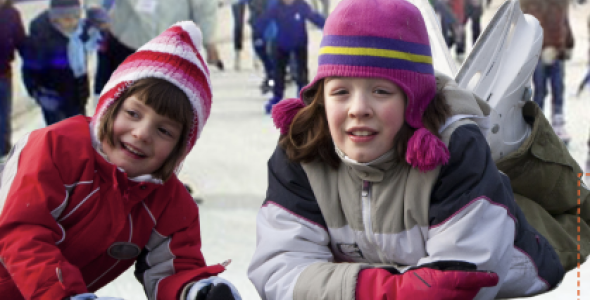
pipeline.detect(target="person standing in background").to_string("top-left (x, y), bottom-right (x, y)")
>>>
top-left (233, 0), bottom-right (279, 94)
top-left (520, 0), bottom-right (574, 145)
top-left (0, 0), bottom-right (26, 160)
top-left (21, 0), bottom-right (89, 126)
top-left (462, 0), bottom-right (482, 48)
top-left (255, 0), bottom-right (325, 114)
top-left (231, 0), bottom-right (247, 71)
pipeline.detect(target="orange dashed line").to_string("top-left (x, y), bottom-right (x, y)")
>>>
top-left (578, 175), bottom-right (584, 299)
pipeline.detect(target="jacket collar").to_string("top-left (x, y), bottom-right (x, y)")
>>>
top-left (335, 146), bottom-right (397, 182)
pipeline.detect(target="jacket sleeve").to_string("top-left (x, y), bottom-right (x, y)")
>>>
top-left (134, 182), bottom-right (225, 300)
top-left (0, 132), bottom-right (88, 299)
top-left (248, 146), bottom-right (367, 300)
top-left (13, 9), bottom-right (27, 59)
top-left (21, 20), bottom-right (47, 97)
top-left (301, 2), bottom-right (325, 29)
top-left (415, 124), bottom-right (517, 299)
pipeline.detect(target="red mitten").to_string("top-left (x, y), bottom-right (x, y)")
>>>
top-left (356, 261), bottom-right (499, 300)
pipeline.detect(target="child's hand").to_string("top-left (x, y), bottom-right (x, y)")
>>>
top-left (356, 261), bottom-right (498, 300)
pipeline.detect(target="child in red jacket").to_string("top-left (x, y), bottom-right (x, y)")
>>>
top-left (0, 21), bottom-right (241, 300)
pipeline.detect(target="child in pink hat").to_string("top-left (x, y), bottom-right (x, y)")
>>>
top-left (248, 0), bottom-right (570, 299)
top-left (0, 21), bottom-right (240, 300)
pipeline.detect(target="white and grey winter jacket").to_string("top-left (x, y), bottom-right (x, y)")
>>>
top-left (248, 77), bottom-right (564, 300)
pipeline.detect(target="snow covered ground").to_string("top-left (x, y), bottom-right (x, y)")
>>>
top-left (8, 0), bottom-right (590, 299)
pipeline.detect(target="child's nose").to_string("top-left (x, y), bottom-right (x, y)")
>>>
top-left (132, 125), bottom-right (152, 143)
top-left (348, 93), bottom-right (373, 118)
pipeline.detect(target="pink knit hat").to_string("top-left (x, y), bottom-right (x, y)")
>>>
top-left (272, 0), bottom-right (449, 172)
top-left (92, 21), bottom-right (212, 156)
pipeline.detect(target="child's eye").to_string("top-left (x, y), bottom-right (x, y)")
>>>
top-left (331, 89), bottom-right (348, 96)
top-left (159, 127), bottom-right (175, 138)
top-left (126, 110), bottom-right (139, 118)
top-left (374, 89), bottom-right (392, 95)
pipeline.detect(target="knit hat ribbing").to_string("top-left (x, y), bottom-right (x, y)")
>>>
top-left (49, 0), bottom-right (81, 18)
top-left (92, 21), bottom-right (212, 156)
top-left (273, 0), bottom-right (449, 172)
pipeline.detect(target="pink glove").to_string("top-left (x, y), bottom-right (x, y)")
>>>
top-left (356, 261), bottom-right (499, 300)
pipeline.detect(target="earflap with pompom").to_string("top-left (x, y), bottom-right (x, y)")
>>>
top-left (271, 98), bottom-right (306, 135)
top-left (405, 128), bottom-right (450, 172)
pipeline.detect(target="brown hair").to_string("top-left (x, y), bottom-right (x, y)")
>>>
top-left (98, 78), bottom-right (194, 181)
top-left (279, 79), bottom-right (452, 168)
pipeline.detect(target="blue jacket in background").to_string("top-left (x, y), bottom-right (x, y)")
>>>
top-left (255, 0), bottom-right (325, 50)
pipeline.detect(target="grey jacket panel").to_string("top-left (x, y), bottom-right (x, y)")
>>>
top-left (293, 262), bottom-right (365, 300)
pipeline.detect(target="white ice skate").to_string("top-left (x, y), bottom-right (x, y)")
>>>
top-left (455, 0), bottom-right (542, 161)
top-left (411, 0), bottom-right (542, 161)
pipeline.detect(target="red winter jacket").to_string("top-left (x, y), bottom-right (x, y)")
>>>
top-left (0, 116), bottom-right (224, 300)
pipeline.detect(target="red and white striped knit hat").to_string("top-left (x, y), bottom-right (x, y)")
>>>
top-left (92, 21), bottom-right (212, 155)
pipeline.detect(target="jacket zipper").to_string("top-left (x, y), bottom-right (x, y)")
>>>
top-left (361, 180), bottom-right (386, 262)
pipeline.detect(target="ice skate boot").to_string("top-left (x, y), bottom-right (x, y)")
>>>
top-left (552, 114), bottom-right (571, 146)
top-left (260, 78), bottom-right (274, 94)
top-left (455, 0), bottom-right (541, 161)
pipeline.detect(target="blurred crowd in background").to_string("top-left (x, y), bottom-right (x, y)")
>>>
top-left (1, 0), bottom-right (589, 169)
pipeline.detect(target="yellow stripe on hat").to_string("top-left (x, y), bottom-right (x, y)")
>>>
top-left (320, 46), bottom-right (432, 65)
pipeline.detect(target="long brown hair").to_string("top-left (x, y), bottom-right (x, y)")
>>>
top-left (279, 79), bottom-right (451, 168)
top-left (98, 78), bottom-right (194, 181)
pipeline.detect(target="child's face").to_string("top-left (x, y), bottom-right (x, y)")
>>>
top-left (52, 14), bottom-right (81, 33)
top-left (102, 96), bottom-right (183, 178)
top-left (324, 77), bottom-right (406, 163)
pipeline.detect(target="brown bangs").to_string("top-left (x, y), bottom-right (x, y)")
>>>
top-left (131, 78), bottom-right (194, 129)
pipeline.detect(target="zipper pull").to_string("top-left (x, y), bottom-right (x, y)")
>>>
top-left (362, 180), bottom-right (370, 197)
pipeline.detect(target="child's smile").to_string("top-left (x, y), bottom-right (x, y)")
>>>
top-left (102, 96), bottom-right (182, 178)
top-left (121, 142), bottom-right (147, 159)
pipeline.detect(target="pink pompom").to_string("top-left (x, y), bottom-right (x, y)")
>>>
top-left (405, 128), bottom-right (450, 172)
top-left (271, 98), bottom-right (306, 135)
